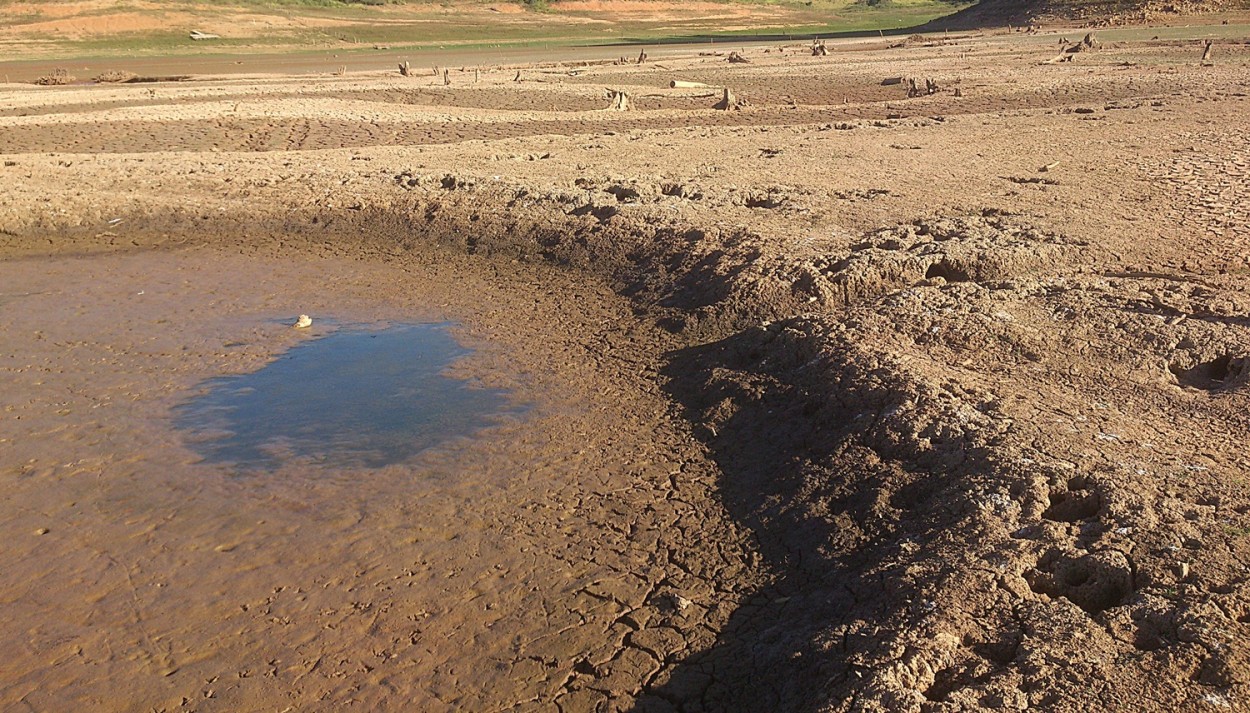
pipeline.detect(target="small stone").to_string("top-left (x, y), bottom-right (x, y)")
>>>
top-left (35, 528), bottom-right (49, 535)
top-left (293, 314), bottom-right (312, 329)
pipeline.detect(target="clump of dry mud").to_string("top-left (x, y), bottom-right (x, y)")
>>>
top-left (635, 217), bottom-right (1250, 711)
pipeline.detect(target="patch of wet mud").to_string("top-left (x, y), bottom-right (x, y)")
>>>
top-left (0, 246), bottom-right (762, 713)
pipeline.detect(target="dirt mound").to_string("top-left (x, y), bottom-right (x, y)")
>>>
top-left (784, 214), bottom-right (1085, 306)
top-left (642, 250), bottom-right (1250, 710)
top-left (383, 178), bottom-right (1088, 336)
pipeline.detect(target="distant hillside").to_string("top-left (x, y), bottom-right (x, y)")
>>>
top-left (931, 0), bottom-right (1248, 27)
top-left (0, 0), bottom-right (970, 60)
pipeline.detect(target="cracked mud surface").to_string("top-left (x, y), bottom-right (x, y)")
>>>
top-left (4, 21), bottom-right (1250, 713)
top-left (0, 247), bottom-right (763, 712)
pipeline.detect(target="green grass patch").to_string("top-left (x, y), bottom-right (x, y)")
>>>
top-left (0, 0), bottom-right (972, 59)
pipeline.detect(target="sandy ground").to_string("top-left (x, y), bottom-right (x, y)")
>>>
top-left (2, 23), bottom-right (1250, 713)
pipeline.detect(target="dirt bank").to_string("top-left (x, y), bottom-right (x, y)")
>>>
top-left (3, 25), bottom-right (1250, 712)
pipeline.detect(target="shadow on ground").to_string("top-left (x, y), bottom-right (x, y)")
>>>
top-left (631, 322), bottom-right (975, 712)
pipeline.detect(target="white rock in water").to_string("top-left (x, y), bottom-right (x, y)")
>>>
top-left (294, 314), bottom-right (312, 329)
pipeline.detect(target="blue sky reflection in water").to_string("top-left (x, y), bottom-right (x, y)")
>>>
top-left (176, 323), bottom-right (512, 470)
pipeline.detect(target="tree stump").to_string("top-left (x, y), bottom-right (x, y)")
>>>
top-left (907, 78), bottom-right (939, 97)
top-left (398, 61), bottom-right (411, 77)
top-left (443, 69), bottom-right (451, 86)
top-left (1202, 40), bottom-right (1214, 63)
top-left (715, 87), bottom-right (745, 110)
top-left (605, 89), bottom-right (633, 111)
top-left (727, 52), bottom-right (750, 64)
top-left (34, 68), bottom-right (76, 86)
top-left (811, 41), bottom-right (828, 56)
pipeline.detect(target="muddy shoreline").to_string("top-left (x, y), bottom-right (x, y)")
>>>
top-left (4, 27), bottom-right (1250, 712)
top-left (0, 241), bottom-right (769, 712)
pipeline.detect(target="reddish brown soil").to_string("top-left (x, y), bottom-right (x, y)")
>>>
top-left (2, 24), bottom-right (1250, 713)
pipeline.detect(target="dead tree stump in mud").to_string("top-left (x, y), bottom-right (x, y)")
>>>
top-left (513, 70), bottom-right (522, 82)
top-left (812, 40), bottom-right (828, 56)
top-left (398, 61), bottom-right (411, 77)
top-left (1202, 40), bottom-right (1214, 64)
top-left (443, 69), bottom-right (450, 86)
top-left (34, 68), bottom-right (76, 86)
top-left (1053, 32), bottom-right (1099, 59)
top-left (637, 49), bottom-right (648, 64)
top-left (605, 89), bottom-right (634, 111)
top-left (727, 51), bottom-right (751, 64)
top-left (715, 87), bottom-right (746, 110)
top-left (906, 78), bottom-right (939, 98)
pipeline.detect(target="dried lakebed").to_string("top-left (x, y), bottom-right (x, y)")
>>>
top-left (5, 30), bottom-right (1250, 711)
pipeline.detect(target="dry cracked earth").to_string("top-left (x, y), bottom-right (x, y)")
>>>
top-left (2, 23), bottom-right (1250, 713)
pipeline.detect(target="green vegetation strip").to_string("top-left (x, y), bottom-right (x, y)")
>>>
top-left (0, 0), bottom-right (971, 61)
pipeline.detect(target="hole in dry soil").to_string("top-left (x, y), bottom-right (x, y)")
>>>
top-left (1170, 354), bottom-right (1244, 391)
top-left (175, 323), bottom-right (512, 470)
top-left (924, 260), bottom-right (971, 282)
top-left (744, 194), bottom-right (785, 209)
top-left (923, 664), bottom-right (970, 702)
top-left (1043, 489), bottom-right (1102, 522)
top-left (1063, 568), bottom-right (1091, 588)
top-left (1027, 551), bottom-right (1134, 615)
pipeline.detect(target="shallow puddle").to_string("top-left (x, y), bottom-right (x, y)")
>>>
top-left (175, 322), bottom-right (511, 469)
